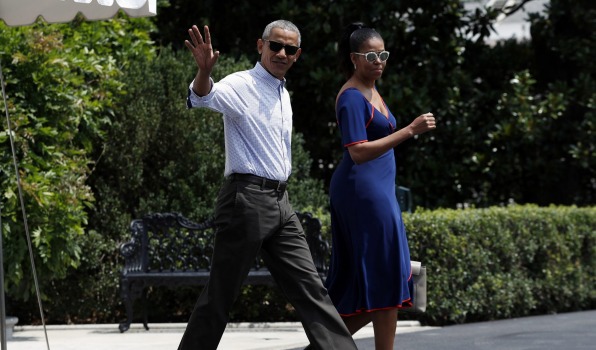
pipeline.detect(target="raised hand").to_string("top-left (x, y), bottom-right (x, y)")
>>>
top-left (185, 25), bottom-right (220, 73)
top-left (409, 112), bottom-right (436, 135)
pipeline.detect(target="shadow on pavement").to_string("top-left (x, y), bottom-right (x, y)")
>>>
top-left (290, 310), bottom-right (596, 350)
top-left (356, 310), bottom-right (596, 350)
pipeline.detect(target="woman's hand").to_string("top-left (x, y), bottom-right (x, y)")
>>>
top-left (408, 112), bottom-right (436, 136)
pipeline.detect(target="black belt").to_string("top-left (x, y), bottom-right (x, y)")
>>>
top-left (228, 173), bottom-right (288, 192)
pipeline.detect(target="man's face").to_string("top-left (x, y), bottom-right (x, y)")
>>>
top-left (257, 27), bottom-right (301, 80)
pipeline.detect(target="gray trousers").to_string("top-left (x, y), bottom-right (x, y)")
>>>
top-left (177, 177), bottom-right (357, 350)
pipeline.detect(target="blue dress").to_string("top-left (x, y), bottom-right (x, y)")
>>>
top-left (326, 87), bottom-right (413, 316)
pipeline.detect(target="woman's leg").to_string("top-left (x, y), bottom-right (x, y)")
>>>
top-left (371, 309), bottom-right (398, 350)
top-left (305, 310), bottom-right (395, 349)
top-left (342, 312), bottom-right (373, 335)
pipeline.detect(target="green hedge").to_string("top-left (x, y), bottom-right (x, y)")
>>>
top-left (8, 204), bottom-right (594, 326)
top-left (402, 205), bottom-right (596, 325)
top-left (135, 205), bottom-right (595, 326)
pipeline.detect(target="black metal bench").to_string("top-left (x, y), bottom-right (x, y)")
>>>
top-left (118, 211), bottom-right (330, 332)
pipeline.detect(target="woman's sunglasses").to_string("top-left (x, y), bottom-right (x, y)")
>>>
top-left (264, 40), bottom-right (300, 55)
top-left (353, 51), bottom-right (390, 63)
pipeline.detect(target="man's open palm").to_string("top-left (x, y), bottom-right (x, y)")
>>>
top-left (185, 25), bottom-right (220, 72)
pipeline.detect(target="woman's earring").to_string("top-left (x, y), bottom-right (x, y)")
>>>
top-left (354, 64), bottom-right (357, 70)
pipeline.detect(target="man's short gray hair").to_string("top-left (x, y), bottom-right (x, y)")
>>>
top-left (262, 20), bottom-right (301, 46)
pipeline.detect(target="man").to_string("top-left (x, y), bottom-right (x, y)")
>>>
top-left (178, 20), bottom-right (358, 350)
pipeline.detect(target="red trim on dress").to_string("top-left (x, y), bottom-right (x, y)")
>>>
top-left (344, 140), bottom-right (368, 148)
top-left (336, 88), bottom-right (395, 132)
top-left (340, 299), bottom-right (414, 318)
top-left (364, 103), bottom-right (374, 128)
top-left (381, 99), bottom-right (396, 132)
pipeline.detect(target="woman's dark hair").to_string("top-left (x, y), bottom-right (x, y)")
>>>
top-left (338, 22), bottom-right (383, 79)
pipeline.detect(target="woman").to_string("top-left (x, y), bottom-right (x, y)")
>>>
top-left (325, 23), bottom-right (436, 350)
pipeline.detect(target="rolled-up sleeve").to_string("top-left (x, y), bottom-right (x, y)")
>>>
top-left (186, 78), bottom-right (215, 109)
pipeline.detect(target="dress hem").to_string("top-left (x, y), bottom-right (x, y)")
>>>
top-left (339, 299), bottom-right (414, 317)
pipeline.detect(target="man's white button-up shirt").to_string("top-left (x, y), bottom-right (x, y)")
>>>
top-left (187, 62), bottom-right (292, 181)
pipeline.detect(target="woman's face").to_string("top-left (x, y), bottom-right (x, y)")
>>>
top-left (351, 37), bottom-right (386, 81)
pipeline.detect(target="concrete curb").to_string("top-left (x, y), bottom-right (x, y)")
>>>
top-left (15, 320), bottom-right (421, 332)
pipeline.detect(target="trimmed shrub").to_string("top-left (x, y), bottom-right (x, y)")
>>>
top-left (402, 205), bottom-right (595, 325)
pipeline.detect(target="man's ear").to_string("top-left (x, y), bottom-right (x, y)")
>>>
top-left (257, 38), bottom-right (264, 54)
top-left (293, 48), bottom-right (302, 62)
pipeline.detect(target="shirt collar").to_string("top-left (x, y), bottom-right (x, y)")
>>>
top-left (254, 62), bottom-right (286, 89)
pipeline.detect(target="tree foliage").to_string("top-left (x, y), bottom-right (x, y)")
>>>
top-left (2, 0), bottom-right (594, 324)
top-left (0, 14), bottom-right (154, 302)
top-left (152, 0), bottom-right (595, 208)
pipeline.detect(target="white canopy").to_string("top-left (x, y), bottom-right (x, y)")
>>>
top-left (0, 0), bottom-right (156, 27)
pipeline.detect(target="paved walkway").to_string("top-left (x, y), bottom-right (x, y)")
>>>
top-left (370, 310), bottom-right (595, 350)
top-left (5, 320), bottom-right (425, 350)
top-left (4, 310), bottom-right (595, 350)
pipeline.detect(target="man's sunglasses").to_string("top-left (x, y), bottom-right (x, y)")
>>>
top-left (353, 51), bottom-right (390, 63)
top-left (264, 40), bottom-right (300, 55)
